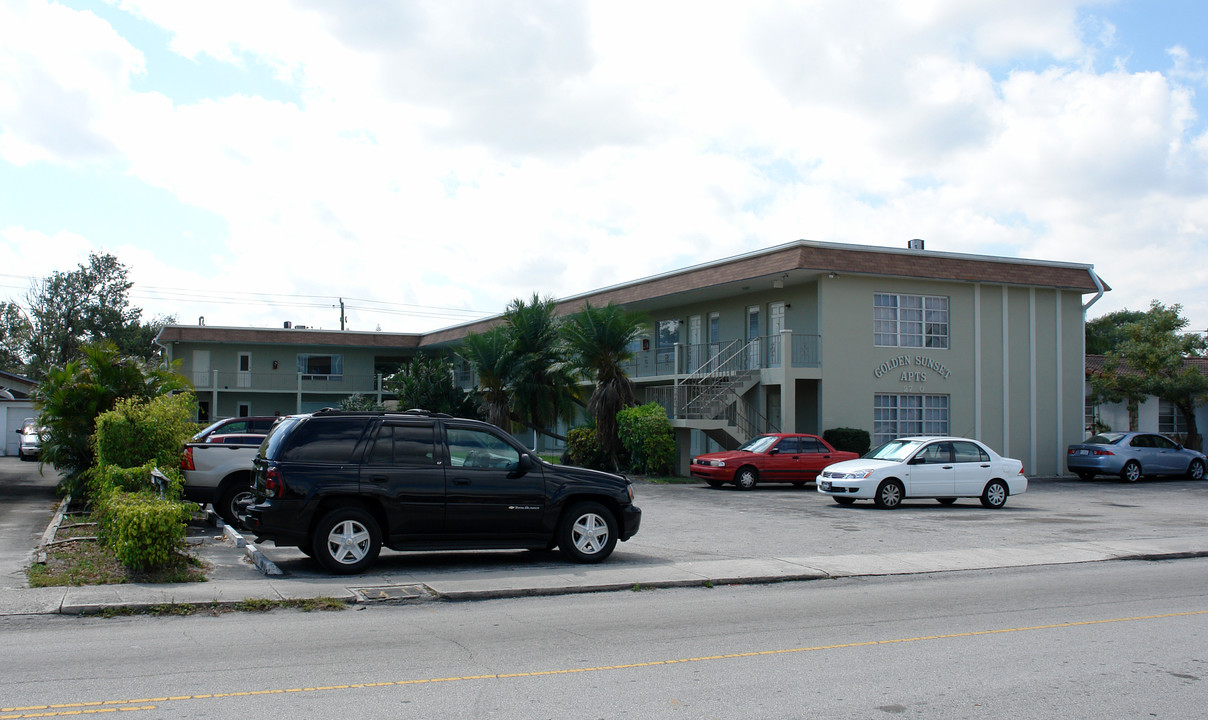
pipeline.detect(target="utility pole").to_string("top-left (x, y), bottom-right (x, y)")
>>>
top-left (339, 298), bottom-right (346, 331)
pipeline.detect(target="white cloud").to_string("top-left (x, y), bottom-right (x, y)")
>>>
top-left (0, 0), bottom-right (1205, 337)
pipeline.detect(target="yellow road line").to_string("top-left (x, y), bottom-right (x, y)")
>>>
top-left (3, 609), bottom-right (1205, 718)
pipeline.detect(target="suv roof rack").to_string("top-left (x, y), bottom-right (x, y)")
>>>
top-left (310, 407), bottom-right (454, 419)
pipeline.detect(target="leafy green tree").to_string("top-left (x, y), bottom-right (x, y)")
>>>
top-left (33, 342), bottom-right (190, 494)
top-left (0, 253), bottom-right (168, 379)
top-left (504, 294), bottom-right (581, 442)
top-left (563, 301), bottom-right (647, 466)
top-left (337, 393), bottom-right (386, 411)
top-left (1086, 308), bottom-right (1147, 355)
top-left (0, 301), bottom-right (30, 371)
top-left (384, 354), bottom-right (480, 418)
top-left (1089, 357), bottom-right (1147, 431)
top-left (1092, 302), bottom-right (1208, 448)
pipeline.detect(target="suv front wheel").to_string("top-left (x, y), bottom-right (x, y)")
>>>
top-left (312, 507), bottom-right (382, 574)
top-left (558, 502), bottom-right (618, 563)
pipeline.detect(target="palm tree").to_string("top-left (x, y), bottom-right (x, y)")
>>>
top-left (459, 327), bottom-right (514, 430)
top-left (504, 294), bottom-right (581, 442)
top-left (563, 301), bottom-right (648, 464)
top-left (34, 342), bottom-right (190, 494)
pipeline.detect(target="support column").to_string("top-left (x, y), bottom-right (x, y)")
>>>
top-left (675, 427), bottom-right (693, 477)
top-left (779, 329), bottom-right (795, 433)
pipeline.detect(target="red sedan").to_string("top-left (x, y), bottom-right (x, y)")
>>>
top-left (691, 433), bottom-right (860, 490)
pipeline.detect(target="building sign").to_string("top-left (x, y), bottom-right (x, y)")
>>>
top-left (873, 354), bottom-right (953, 382)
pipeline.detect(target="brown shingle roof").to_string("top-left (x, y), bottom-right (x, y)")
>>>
top-left (423, 240), bottom-right (1107, 345)
top-left (1085, 353), bottom-right (1208, 377)
top-left (158, 240), bottom-right (1108, 350)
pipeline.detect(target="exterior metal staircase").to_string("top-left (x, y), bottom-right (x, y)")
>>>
top-left (649, 339), bottom-right (778, 448)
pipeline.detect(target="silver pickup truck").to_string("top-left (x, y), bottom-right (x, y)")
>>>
top-left (181, 436), bottom-right (264, 527)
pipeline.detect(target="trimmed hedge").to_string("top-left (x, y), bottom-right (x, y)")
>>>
top-left (88, 461), bottom-right (185, 501)
top-left (823, 427), bottom-right (871, 456)
top-left (617, 403), bottom-right (676, 476)
top-left (94, 488), bottom-right (193, 571)
top-left (94, 393), bottom-right (198, 472)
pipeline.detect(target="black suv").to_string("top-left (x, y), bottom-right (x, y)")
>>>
top-left (245, 410), bottom-right (642, 574)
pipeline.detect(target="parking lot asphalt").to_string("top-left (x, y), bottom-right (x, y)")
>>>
top-left (2, 456), bottom-right (1207, 616)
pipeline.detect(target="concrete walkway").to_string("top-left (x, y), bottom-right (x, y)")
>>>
top-left (5, 523), bottom-right (1206, 616)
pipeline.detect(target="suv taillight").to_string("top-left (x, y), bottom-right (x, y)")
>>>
top-left (181, 446), bottom-right (194, 471)
top-left (265, 466), bottom-right (282, 498)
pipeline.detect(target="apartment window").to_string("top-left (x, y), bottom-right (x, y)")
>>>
top-left (1159, 400), bottom-right (1187, 437)
top-left (873, 394), bottom-right (949, 446)
top-left (298, 354), bottom-right (344, 380)
top-left (874, 293), bottom-right (949, 348)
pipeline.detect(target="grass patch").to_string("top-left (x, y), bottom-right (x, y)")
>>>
top-left (26, 511), bottom-right (207, 587)
top-left (639, 476), bottom-right (697, 484)
top-left (236, 597), bottom-right (349, 613)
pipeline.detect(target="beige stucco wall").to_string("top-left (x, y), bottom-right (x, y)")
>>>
top-left (818, 274), bottom-right (1086, 476)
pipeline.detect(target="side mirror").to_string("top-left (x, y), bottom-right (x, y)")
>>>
top-left (767, 448), bottom-right (779, 455)
top-left (908, 456), bottom-right (925, 465)
top-left (510, 453), bottom-right (534, 478)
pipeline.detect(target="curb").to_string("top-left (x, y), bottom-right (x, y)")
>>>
top-left (213, 510), bottom-right (281, 577)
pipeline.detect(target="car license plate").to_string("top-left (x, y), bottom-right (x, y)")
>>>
top-left (1079, 449), bottom-right (1089, 455)
top-left (821, 481), bottom-right (832, 491)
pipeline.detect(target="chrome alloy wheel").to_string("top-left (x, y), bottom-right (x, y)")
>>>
top-left (326, 519), bottom-right (373, 565)
top-left (571, 511), bottom-right (610, 556)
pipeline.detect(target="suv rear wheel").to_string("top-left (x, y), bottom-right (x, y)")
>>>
top-left (312, 507), bottom-right (382, 574)
top-left (558, 502), bottom-right (618, 563)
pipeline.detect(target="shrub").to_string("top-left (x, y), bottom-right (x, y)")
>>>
top-left (566, 426), bottom-right (611, 470)
top-left (338, 393), bottom-right (385, 411)
top-left (823, 427), bottom-right (872, 456)
top-left (33, 342), bottom-right (192, 492)
top-left (94, 393), bottom-right (197, 473)
top-left (617, 403), bottom-right (676, 476)
top-left (88, 461), bottom-right (185, 501)
top-left (94, 489), bottom-right (193, 571)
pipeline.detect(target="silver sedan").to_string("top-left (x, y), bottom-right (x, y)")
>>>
top-left (1066, 431), bottom-right (1206, 482)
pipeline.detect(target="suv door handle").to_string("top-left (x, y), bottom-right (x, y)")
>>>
top-left (452, 478), bottom-right (470, 486)
top-left (369, 475), bottom-right (388, 483)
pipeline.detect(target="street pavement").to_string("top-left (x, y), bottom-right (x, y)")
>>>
top-left (2, 456), bottom-right (1206, 616)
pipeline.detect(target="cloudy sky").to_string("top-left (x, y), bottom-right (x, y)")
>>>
top-left (1, 0), bottom-right (1206, 336)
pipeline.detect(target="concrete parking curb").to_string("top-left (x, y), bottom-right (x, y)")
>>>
top-left (216, 516), bottom-right (281, 577)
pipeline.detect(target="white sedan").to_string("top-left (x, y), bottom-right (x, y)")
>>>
top-left (817, 436), bottom-right (1027, 509)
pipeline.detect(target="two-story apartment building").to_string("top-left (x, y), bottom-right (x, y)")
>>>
top-left (154, 324), bottom-right (420, 422)
top-left (156, 239), bottom-right (1107, 476)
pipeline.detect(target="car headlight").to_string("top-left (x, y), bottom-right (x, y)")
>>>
top-left (836, 469), bottom-right (874, 479)
top-left (716, 461), bottom-right (725, 467)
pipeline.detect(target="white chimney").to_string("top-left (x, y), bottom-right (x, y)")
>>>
top-left (908, 239), bottom-right (925, 250)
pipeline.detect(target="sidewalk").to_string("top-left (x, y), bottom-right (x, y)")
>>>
top-left (5, 518), bottom-right (1206, 616)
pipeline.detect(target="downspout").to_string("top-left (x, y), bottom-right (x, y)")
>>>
top-left (1081, 268), bottom-right (1105, 313)
top-left (1079, 267), bottom-right (1106, 445)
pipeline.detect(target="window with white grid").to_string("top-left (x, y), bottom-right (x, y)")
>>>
top-left (1159, 399), bottom-right (1187, 437)
top-left (874, 394), bottom-right (950, 446)
top-left (874, 293), bottom-right (949, 348)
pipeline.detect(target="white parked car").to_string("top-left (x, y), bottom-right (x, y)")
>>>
top-left (817, 436), bottom-right (1027, 509)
